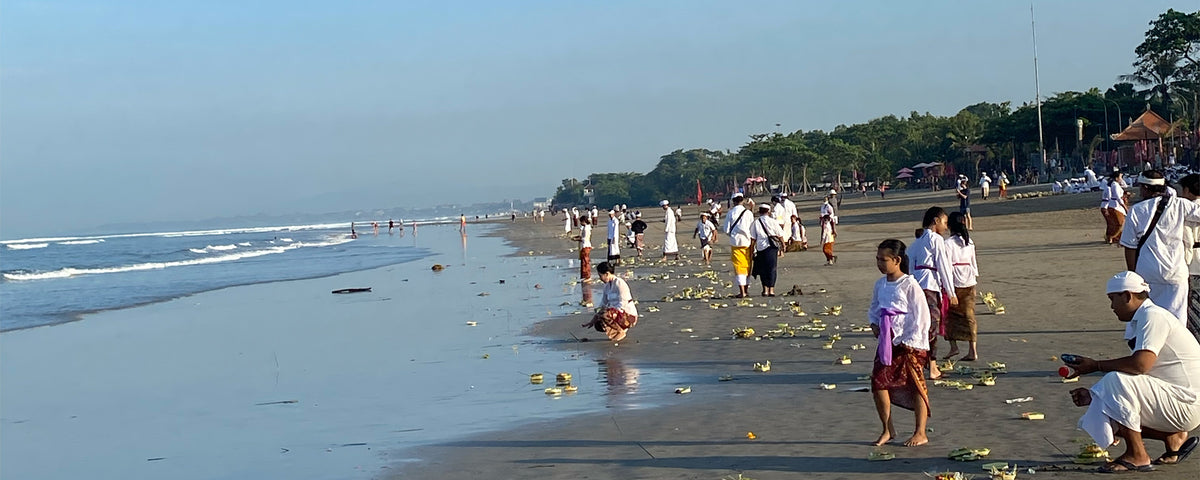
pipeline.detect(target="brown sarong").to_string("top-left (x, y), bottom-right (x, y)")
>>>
top-left (579, 247), bottom-right (592, 280)
top-left (1103, 208), bottom-right (1125, 244)
top-left (822, 242), bottom-right (834, 261)
top-left (872, 344), bottom-right (931, 416)
top-left (944, 286), bottom-right (977, 341)
top-left (590, 308), bottom-right (637, 342)
top-left (923, 289), bottom-right (942, 359)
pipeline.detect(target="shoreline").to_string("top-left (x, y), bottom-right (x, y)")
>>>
top-left (388, 189), bottom-right (1200, 479)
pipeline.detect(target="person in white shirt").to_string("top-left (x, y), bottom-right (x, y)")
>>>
top-left (750, 204), bottom-right (785, 296)
top-left (581, 262), bottom-right (639, 342)
top-left (1052, 181), bottom-right (1063, 194)
top-left (909, 207), bottom-right (959, 379)
top-left (821, 191), bottom-right (838, 225)
top-left (1103, 172), bottom-right (1129, 244)
top-left (1065, 271), bottom-right (1200, 472)
top-left (998, 171), bottom-right (1010, 199)
top-left (1178, 174), bottom-right (1200, 342)
top-left (790, 214), bottom-right (808, 252)
top-left (1085, 166), bottom-right (1100, 191)
top-left (660, 200), bottom-right (679, 261)
top-left (693, 212), bottom-right (716, 265)
top-left (943, 211), bottom-right (980, 361)
top-left (562, 208), bottom-right (572, 234)
top-left (770, 195), bottom-right (791, 243)
top-left (869, 238), bottom-right (933, 447)
top-left (781, 191), bottom-right (798, 238)
top-left (606, 209), bottom-right (621, 266)
top-left (724, 192), bottom-right (754, 298)
top-left (575, 217), bottom-right (593, 281)
top-left (979, 172), bottom-right (991, 200)
top-left (1121, 170), bottom-right (1200, 323)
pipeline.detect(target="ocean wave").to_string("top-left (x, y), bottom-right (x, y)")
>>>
top-left (238, 242), bottom-right (251, 246)
top-left (3, 236), bottom-right (353, 281)
top-left (6, 243), bottom-right (49, 250)
top-left (207, 244), bottom-right (238, 251)
top-left (1, 222), bottom-right (353, 245)
top-left (58, 239), bottom-right (105, 245)
top-left (188, 248), bottom-right (208, 254)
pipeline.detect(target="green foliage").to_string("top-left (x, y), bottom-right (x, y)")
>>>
top-left (549, 8), bottom-right (1192, 202)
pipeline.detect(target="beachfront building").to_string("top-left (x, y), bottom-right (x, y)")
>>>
top-left (1109, 107), bottom-right (1175, 171)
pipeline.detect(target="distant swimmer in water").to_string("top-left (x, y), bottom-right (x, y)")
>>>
top-left (372, 222), bottom-right (379, 236)
top-left (350, 222), bottom-right (358, 239)
top-left (388, 219), bottom-right (394, 232)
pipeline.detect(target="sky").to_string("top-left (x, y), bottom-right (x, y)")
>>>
top-left (0, 0), bottom-right (1186, 237)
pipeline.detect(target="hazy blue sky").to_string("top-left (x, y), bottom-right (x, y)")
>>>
top-left (0, 0), bottom-right (1183, 237)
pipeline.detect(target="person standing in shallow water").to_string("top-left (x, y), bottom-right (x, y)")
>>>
top-left (869, 239), bottom-right (932, 447)
top-left (574, 216), bottom-right (592, 281)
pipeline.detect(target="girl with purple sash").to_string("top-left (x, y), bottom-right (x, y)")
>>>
top-left (869, 239), bottom-right (933, 447)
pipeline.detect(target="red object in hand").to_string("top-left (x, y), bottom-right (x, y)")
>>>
top-left (1058, 366), bottom-right (1072, 378)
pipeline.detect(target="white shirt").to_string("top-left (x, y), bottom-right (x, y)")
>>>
top-left (579, 224), bottom-right (592, 249)
top-left (783, 198), bottom-right (798, 221)
top-left (724, 204), bottom-right (753, 247)
top-left (771, 203), bottom-right (791, 241)
top-left (1185, 197), bottom-right (1200, 276)
top-left (909, 229), bottom-right (955, 293)
top-left (749, 215), bottom-right (784, 252)
top-left (946, 235), bottom-right (978, 288)
top-left (979, 176), bottom-right (991, 187)
top-left (820, 201), bottom-right (837, 224)
top-left (1120, 195), bottom-right (1200, 284)
top-left (601, 276), bottom-right (638, 318)
top-left (791, 221), bottom-right (807, 244)
top-left (663, 208), bottom-right (676, 234)
top-left (820, 220), bottom-right (834, 244)
top-left (868, 274), bottom-right (931, 351)
top-left (695, 219), bottom-right (715, 240)
top-left (1103, 180), bottom-right (1127, 213)
top-left (1084, 168), bottom-right (1098, 188)
top-left (1126, 300), bottom-right (1200, 392)
top-left (607, 216), bottom-right (619, 241)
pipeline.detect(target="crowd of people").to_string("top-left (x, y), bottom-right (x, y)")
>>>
top-left (560, 168), bottom-right (1200, 472)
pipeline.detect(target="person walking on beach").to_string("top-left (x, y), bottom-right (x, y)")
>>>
top-left (606, 209), bottom-right (621, 266)
top-left (694, 212), bottom-right (716, 265)
top-left (998, 171), bottom-right (1009, 199)
top-left (869, 239), bottom-right (933, 447)
top-left (562, 208), bottom-right (572, 235)
top-left (1181, 174), bottom-right (1200, 341)
top-left (581, 261), bottom-right (639, 342)
top-left (956, 176), bottom-right (973, 231)
top-left (660, 200), bottom-right (679, 261)
top-left (821, 191), bottom-right (838, 226)
top-left (979, 172), bottom-right (991, 200)
top-left (771, 195), bottom-right (791, 244)
top-left (1064, 271), bottom-right (1200, 472)
top-left (820, 214), bottom-right (837, 265)
top-left (943, 211), bottom-right (979, 361)
top-left (725, 192), bottom-right (754, 298)
top-left (1103, 171), bottom-right (1129, 245)
top-left (630, 212), bottom-right (648, 257)
top-left (1121, 170), bottom-right (1200, 323)
top-left (750, 204), bottom-right (785, 296)
top-left (789, 214), bottom-right (808, 252)
top-left (910, 206), bottom-right (958, 380)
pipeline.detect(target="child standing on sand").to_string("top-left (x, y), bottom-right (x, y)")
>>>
top-left (869, 239), bottom-right (932, 447)
top-left (820, 214), bottom-right (836, 265)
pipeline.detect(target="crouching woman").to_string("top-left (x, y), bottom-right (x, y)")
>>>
top-left (582, 261), bottom-right (639, 342)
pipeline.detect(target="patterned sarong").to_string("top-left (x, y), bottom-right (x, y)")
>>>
top-left (590, 308), bottom-right (637, 342)
top-left (872, 344), bottom-right (931, 415)
top-left (579, 247), bottom-right (592, 280)
top-left (944, 286), bottom-right (977, 341)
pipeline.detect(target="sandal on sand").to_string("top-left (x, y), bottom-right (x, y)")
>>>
top-left (1154, 436), bottom-right (1197, 465)
top-left (1098, 459), bottom-right (1154, 473)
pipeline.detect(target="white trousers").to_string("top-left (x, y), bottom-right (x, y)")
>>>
top-left (1078, 371), bottom-right (1200, 447)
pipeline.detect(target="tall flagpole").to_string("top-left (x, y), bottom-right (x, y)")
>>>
top-left (1031, 2), bottom-right (1046, 181)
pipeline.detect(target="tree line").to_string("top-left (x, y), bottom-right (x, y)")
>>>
top-left (554, 9), bottom-right (1200, 209)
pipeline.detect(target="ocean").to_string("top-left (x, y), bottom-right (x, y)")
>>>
top-left (0, 221), bottom-right (432, 331)
top-left (0, 220), bottom-right (680, 480)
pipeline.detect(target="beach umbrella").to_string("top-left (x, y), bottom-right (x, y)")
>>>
top-left (896, 172), bottom-right (913, 179)
top-left (897, 167), bottom-right (914, 173)
top-left (912, 162), bottom-right (932, 169)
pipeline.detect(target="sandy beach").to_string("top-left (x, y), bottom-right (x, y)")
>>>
top-left (390, 187), bottom-right (1200, 479)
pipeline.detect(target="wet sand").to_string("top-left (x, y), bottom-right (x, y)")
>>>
top-left (390, 186), bottom-right (1200, 479)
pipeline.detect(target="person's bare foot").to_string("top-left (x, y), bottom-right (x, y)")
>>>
top-left (903, 433), bottom-right (929, 447)
top-left (872, 430), bottom-right (895, 446)
top-left (929, 366), bottom-right (943, 380)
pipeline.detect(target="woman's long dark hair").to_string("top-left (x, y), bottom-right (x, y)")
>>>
top-left (948, 211), bottom-right (970, 244)
top-left (922, 206), bottom-right (946, 229)
top-left (878, 239), bottom-right (909, 274)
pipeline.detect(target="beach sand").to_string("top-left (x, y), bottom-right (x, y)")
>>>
top-left (390, 187), bottom-right (1200, 479)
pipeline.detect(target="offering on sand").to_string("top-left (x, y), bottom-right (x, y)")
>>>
top-left (529, 373), bottom-right (543, 384)
top-left (1071, 443), bottom-right (1109, 464)
top-left (1020, 411), bottom-right (1044, 420)
top-left (867, 450), bottom-right (895, 461)
top-left (555, 373), bottom-right (572, 385)
top-left (948, 447), bottom-right (990, 461)
top-left (752, 361), bottom-right (771, 372)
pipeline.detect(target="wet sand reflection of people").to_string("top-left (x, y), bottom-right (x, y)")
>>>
top-left (598, 357), bottom-right (639, 396)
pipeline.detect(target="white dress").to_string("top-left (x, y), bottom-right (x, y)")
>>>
top-left (662, 209), bottom-right (678, 254)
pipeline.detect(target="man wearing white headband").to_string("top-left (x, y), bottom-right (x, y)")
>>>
top-left (1121, 170), bottom-right (1200, 323)
top-left (660, 200), bottom-right (679, 260)
top-left (1064, 271), bottom-right (1200, 472)
top-left (724, 192), bottom-right (754, 298)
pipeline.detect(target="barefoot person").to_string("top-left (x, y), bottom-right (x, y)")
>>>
top-left (869, 239), bottom-right (932, 447)
top-left (693, 212), bottom-right (716, 265)
top-left (660, 200), bottom-right (680, 261)
top-left (1065, 271), bottom-right (1200, 472)
top-left (581, 262), bottom-right (639, 342)
top-left (574, 217), bottom-right (592, 281)
top-left (750, 204), bottom-right (785, 297)
top-left (943, 211), bottom-right (979, 361)
top-left (910, 207), bottom-right (958, 379)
